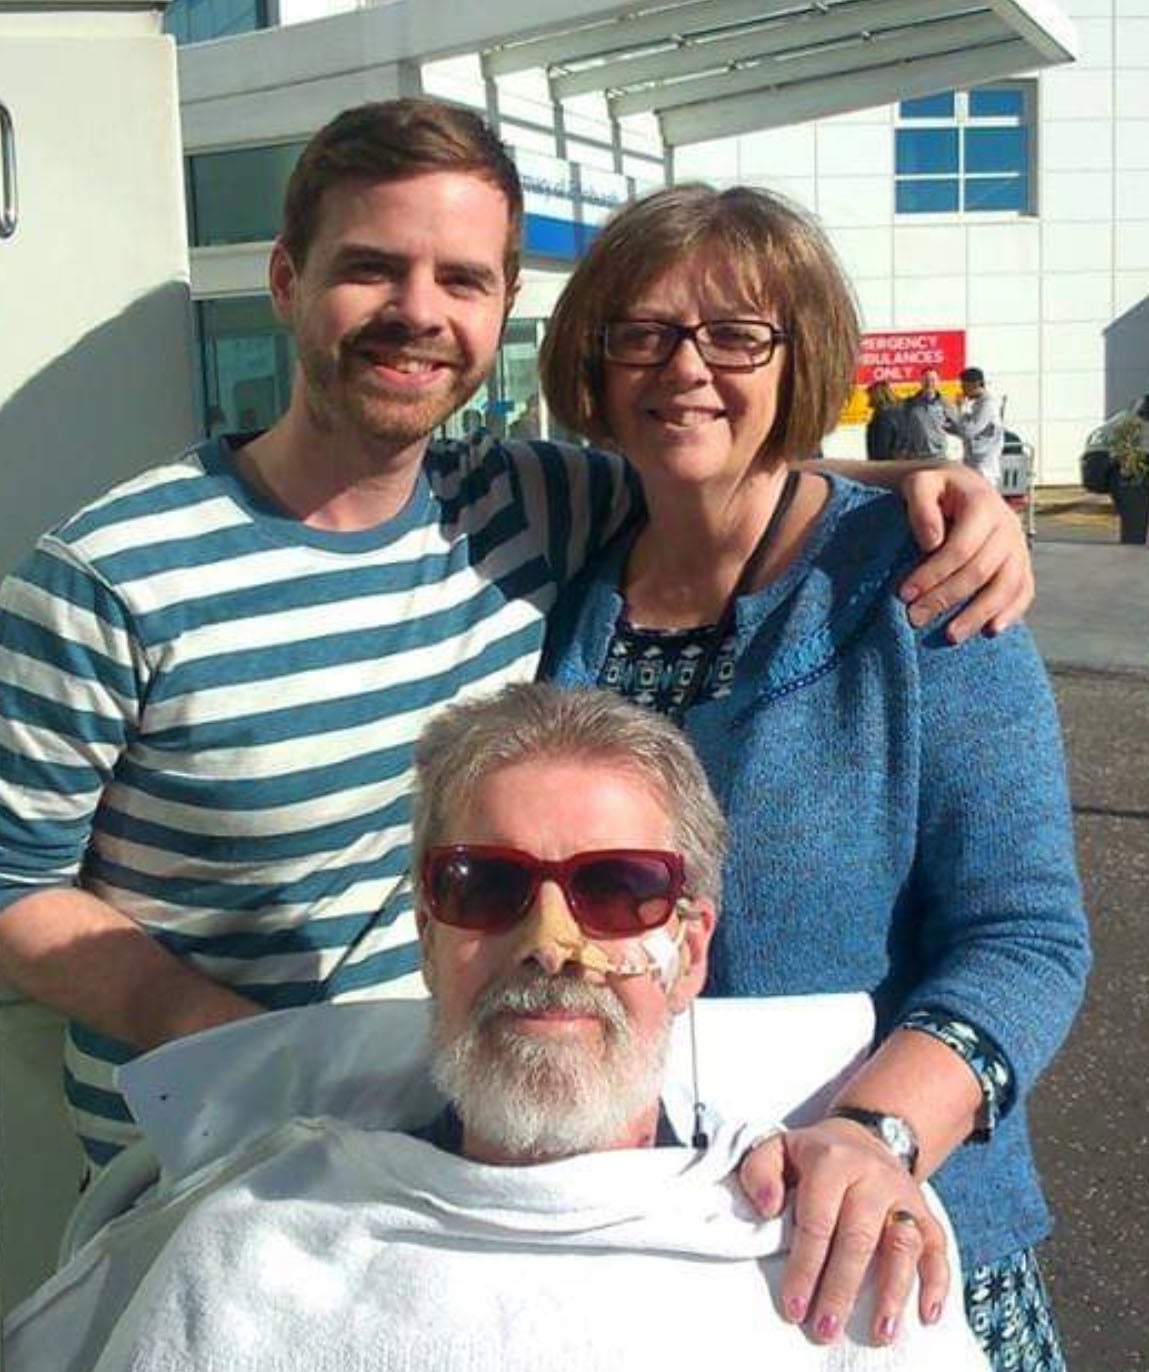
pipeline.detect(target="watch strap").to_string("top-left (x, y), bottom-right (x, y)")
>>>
top-left (828, 1105), bottom-right (920, 1174)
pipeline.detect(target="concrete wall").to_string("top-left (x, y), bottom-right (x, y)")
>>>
top-left (0, 18), bottom-right (197, 574)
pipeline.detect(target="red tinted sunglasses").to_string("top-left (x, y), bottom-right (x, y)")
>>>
top-left (422, 844), bottom-right (686, 938)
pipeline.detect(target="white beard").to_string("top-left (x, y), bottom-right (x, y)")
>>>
top-left (430, 971), bottom-right (670, 1160)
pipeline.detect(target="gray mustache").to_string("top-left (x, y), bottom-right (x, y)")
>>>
top-left (472, 970), bottom-right (628, 1031)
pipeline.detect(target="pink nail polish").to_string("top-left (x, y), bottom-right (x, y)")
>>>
top-left (878, 1315), bottom-right (897, 1342)
top-left (927, 1301), bottom-right (943, 1325)
top-left (754, 1185), bottom-right (776, 1213)
top-left (785, 1296), bottom-right (807, 1323)
top-left (815, 1313), bottom-right (839, 1341)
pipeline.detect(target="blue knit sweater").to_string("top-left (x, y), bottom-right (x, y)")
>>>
top-left (544, 474), bottom-right (1090, 1268)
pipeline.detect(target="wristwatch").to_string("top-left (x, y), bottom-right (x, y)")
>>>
top-left (829, 1105), bottom-right (920, 1175)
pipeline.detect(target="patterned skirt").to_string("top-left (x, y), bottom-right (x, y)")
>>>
top-left (965, 1247), bottom-right (1067, 1372)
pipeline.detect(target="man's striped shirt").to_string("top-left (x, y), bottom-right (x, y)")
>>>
top-left (0, 433), bottom-right (633, 1164)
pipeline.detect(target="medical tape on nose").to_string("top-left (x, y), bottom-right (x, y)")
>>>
top-left (505, 890), bottom-right (614, 975)
top-left (509, 891), bottom-right (696, 985)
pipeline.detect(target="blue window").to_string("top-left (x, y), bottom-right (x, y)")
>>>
top-left (895, 84), bottom-right (1033, 217)
top-left (896, 180), bottom-right (960, 214)
top-left (965, 127), bottom-right (1027, 174)
top-left (963, 177), bottom-right (1027, 212)
top-left (896, 128), bottom-right (958, 176)
top-left (186, 143), bottom-right (306, 247)
top-left (165, 0), bottom-right (268, 44)
top-left (969, 87), bottom-right (1024, 118)
top-left (195, 297), bottom-right (295, 437)
top-left (900, 92), bottom-right (956, 119)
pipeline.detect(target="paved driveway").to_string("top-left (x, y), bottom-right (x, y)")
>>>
top-left (1020, 526), bottom-right (1147, 1372)
top-left (1030, 541), bottom-right (1149, 677)
top-left (1033, 668), bottom-right (1148, 1372)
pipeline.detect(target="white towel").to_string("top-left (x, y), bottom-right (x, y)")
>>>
top-left (8, 1117), bottom-right (987, 1372)
top-left (5, 995), bottom-right (988, 1372)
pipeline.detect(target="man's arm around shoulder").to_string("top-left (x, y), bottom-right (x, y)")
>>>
top-left (500, 435), bottom-right (640, 585)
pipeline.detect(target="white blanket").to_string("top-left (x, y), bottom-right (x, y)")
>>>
top-left (4, 996), bottom-right (989, 1372)
top-left (10, 1116), bottom-right (987, 1372)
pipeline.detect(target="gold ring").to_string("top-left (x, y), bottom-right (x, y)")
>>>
top-left (885, 1208), bottom-right (920, 1230)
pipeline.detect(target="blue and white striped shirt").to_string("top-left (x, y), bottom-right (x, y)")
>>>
top-left (0, 433), bottom-right (634, 1164)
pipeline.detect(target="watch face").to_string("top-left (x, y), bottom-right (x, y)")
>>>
top-left (831, 1106), bottom-right (918, 1170)
top-left (881, 1118), bottom-right (908, 1151)
top-left (878, 1116), bottom-right (917, 1167)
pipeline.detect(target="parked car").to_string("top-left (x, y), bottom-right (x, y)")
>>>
top-left (1080, 395), bottom-right (1149, 496)
top-left (1000, 428), bottom-right (1036, 541)
top-left (1002, 428), bottom-right (1029, 465)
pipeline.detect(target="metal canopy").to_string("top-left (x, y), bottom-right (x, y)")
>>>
top-left (476, 0), bottom-right (1077, 146)
top-left (179, 0), bottom-right (1075, 151)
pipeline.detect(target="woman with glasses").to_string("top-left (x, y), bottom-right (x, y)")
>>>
top-left (539, 184), bottom-right (1087, 1372)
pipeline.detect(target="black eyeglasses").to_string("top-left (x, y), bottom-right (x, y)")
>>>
top-left (422, 845), bottom-right (687, 938)
top-left (602, 318), bottom-right (789, 371)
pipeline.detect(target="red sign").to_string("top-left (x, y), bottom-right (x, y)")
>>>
top-left (856, 330), bottom-right (966, 385)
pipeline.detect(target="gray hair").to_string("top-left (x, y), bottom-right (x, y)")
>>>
top-left (412, 684), bottom-right (727, 910)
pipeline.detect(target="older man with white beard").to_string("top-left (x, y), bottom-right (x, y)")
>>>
top-left (411, 684), bottom-right (723, 1169)
top-left (5, 685), bottom-right (988, 1372)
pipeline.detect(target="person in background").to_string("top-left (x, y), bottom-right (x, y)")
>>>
top-left (508, 393), bottom-right (541, 439)
top-left (461, 406), bottom-right (486, 436)
top-left (952, 367), bottom-right (1005, 488)
top-left (901, 367), bottom-right (958, 460)
top-left (204, 404), bottom-right (229, 438)
top-left (865, 381), bottom-right (905, 460)
top-left (539, 182), bottom-right (1089, 1372)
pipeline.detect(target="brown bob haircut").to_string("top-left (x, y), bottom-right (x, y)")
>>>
top-left (280, 98), bottom-right (524, 285)
top-left (866, 381), bottom-right (899, 411)
top-left (539, 183), bottom-right (860, 460)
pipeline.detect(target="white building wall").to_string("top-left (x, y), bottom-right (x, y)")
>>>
top-left (675, 0), bottom-right (1149, 483)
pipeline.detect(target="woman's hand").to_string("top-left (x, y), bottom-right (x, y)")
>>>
top-left (896, 465), bottom-right (1034, 642)
top-left (738, 1118), bottom-right (949, 1345)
